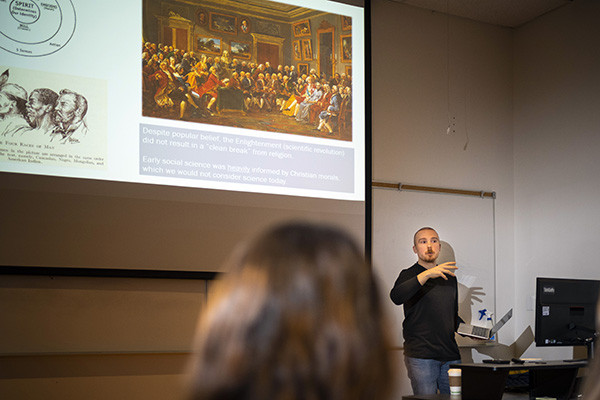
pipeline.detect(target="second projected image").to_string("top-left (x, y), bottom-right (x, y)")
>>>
top-left (142, 0), bottom-right (353, 141)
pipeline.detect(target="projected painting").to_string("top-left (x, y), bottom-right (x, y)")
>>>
top-left (142, 0), bottom-right (353, 142)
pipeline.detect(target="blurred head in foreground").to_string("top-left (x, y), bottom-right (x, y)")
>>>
top-left (188, 222), bottom-right (394, 400)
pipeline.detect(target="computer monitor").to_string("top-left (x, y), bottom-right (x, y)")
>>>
top-left (535, 277), bottom-right (599, 358)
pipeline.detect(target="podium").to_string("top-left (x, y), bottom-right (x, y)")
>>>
top-left (403, 394), bottom-right (526, 400)
top-left (402, 360), bottom-right (586, 400)
top-left (451, 360), bottom-right (586, 400)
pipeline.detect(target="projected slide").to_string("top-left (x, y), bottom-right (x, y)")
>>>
top-left (0, 0), bottom-right (364, 201)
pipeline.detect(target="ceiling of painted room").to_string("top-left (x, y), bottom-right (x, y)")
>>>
top-left (176, 0), bottom-right (318, 21)
top-left (389, 0), bottom-right (573, 28)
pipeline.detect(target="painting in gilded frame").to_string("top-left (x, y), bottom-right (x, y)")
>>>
top-left (230, 40), bottom-right (251, 59)
top-left (340, 34), bottom-right (352, 62)
top-left (196, 36), bottom-right (222, 55)
top-left (341, 15), bottom-right (352, 31)
top-left (210, 12), bottom-right (237, 35)
top-left (298, 63), bottom-right (309, 77)
top-left (301, 39), bottom-right (312, 61)
top-left (292, 19), bottom-right (311, 37)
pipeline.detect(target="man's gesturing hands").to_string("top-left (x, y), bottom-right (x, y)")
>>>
top-left (417, 262), bottom-right (458, 286)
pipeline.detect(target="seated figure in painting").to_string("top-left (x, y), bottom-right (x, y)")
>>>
top-left (250, 73), bottom-right (267, 111)
top-left (309, 83), bottom-right (331, 124)
top-left (317, 85), bottom-right (342, 134)
top-left (281, 76), bottom-right (311, 117)
top-left (296, 81), bottom-right (323, 123)
top-left (192, 66), bottom-right (224, 115)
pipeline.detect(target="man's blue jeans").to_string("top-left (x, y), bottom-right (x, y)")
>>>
top-left (404, 356), bottom-right (461, 395)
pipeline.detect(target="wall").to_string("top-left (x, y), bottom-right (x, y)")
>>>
top-left (0, 353), bottom-right (191, 400)
top-left (371, 1), bottom-right (515, 397)
top-left (513, 0), bottom-right (600, 360)
top-left (371, 0), bottom-right (600, 397)
top-left (0, 274), bottom-right (208, 400)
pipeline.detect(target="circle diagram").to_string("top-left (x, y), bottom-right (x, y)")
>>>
top-left (0, 0), bottom-right (76, 57)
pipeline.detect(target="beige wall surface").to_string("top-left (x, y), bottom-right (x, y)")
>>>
top-left (513, 0), bottom-right (600, 361)
top-left (0, 275), bottom-right (206, 399)
top-left (0, 353), bottom-right (191, 400)
top-left (0, 275), bottom-right (207, 354)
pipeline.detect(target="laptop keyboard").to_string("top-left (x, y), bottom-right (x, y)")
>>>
top-left (472, 326), bottom-right (489, 337)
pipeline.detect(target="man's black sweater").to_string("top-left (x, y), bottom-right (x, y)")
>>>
top-left (390, 262), bottom-right (461, 361)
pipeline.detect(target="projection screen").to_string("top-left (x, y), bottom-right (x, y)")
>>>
top-left (0, 0), bottom-right (367, 272)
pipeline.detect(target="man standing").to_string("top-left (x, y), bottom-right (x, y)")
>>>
top-left (390, 227), bottom-right (461, 395)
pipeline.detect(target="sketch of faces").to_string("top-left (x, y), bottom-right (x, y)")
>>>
top-left (0, 91), bottom-right (12, 116)
top-left (0, 84), bottom-right (27, 117)
top-left (54, 89), bottom-right (87, 128)
top-left (55, 93), bottom-right (77, 125)
top-left (0, 83), bottom-right (32, 137)
top-left (26, 92), bottom-right (46, 123)
top-left (26, 88), bottom-right (58, 129)
top-left (0, 69), bottom-right (89, 143)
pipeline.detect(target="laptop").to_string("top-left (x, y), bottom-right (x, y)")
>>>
top-left (457, 309), bottom-right (513, 339)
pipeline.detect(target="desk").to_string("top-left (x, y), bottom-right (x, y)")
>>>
top-left (451, 360), bottom-right (586, 400)
top-left (403, 394), bottom-right (526, 400)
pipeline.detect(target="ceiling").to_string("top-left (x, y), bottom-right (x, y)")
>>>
top-left (389, 0), bottom-right (573, 28)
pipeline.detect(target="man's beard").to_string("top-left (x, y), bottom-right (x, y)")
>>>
top-left (422, 252), bottom-right (438, 262)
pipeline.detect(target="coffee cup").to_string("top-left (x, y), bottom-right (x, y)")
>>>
top-left (448, 368), bottom-right (461, 395)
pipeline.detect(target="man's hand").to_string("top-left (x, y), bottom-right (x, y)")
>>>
top-left (417, 262), bottom-right (457, 285)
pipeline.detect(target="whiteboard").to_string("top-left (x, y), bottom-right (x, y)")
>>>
top-left (372, 188), bottom-right (496, 347)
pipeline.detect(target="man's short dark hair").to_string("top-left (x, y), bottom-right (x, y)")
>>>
top-left (413, 227), bottom-right (437, 245)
